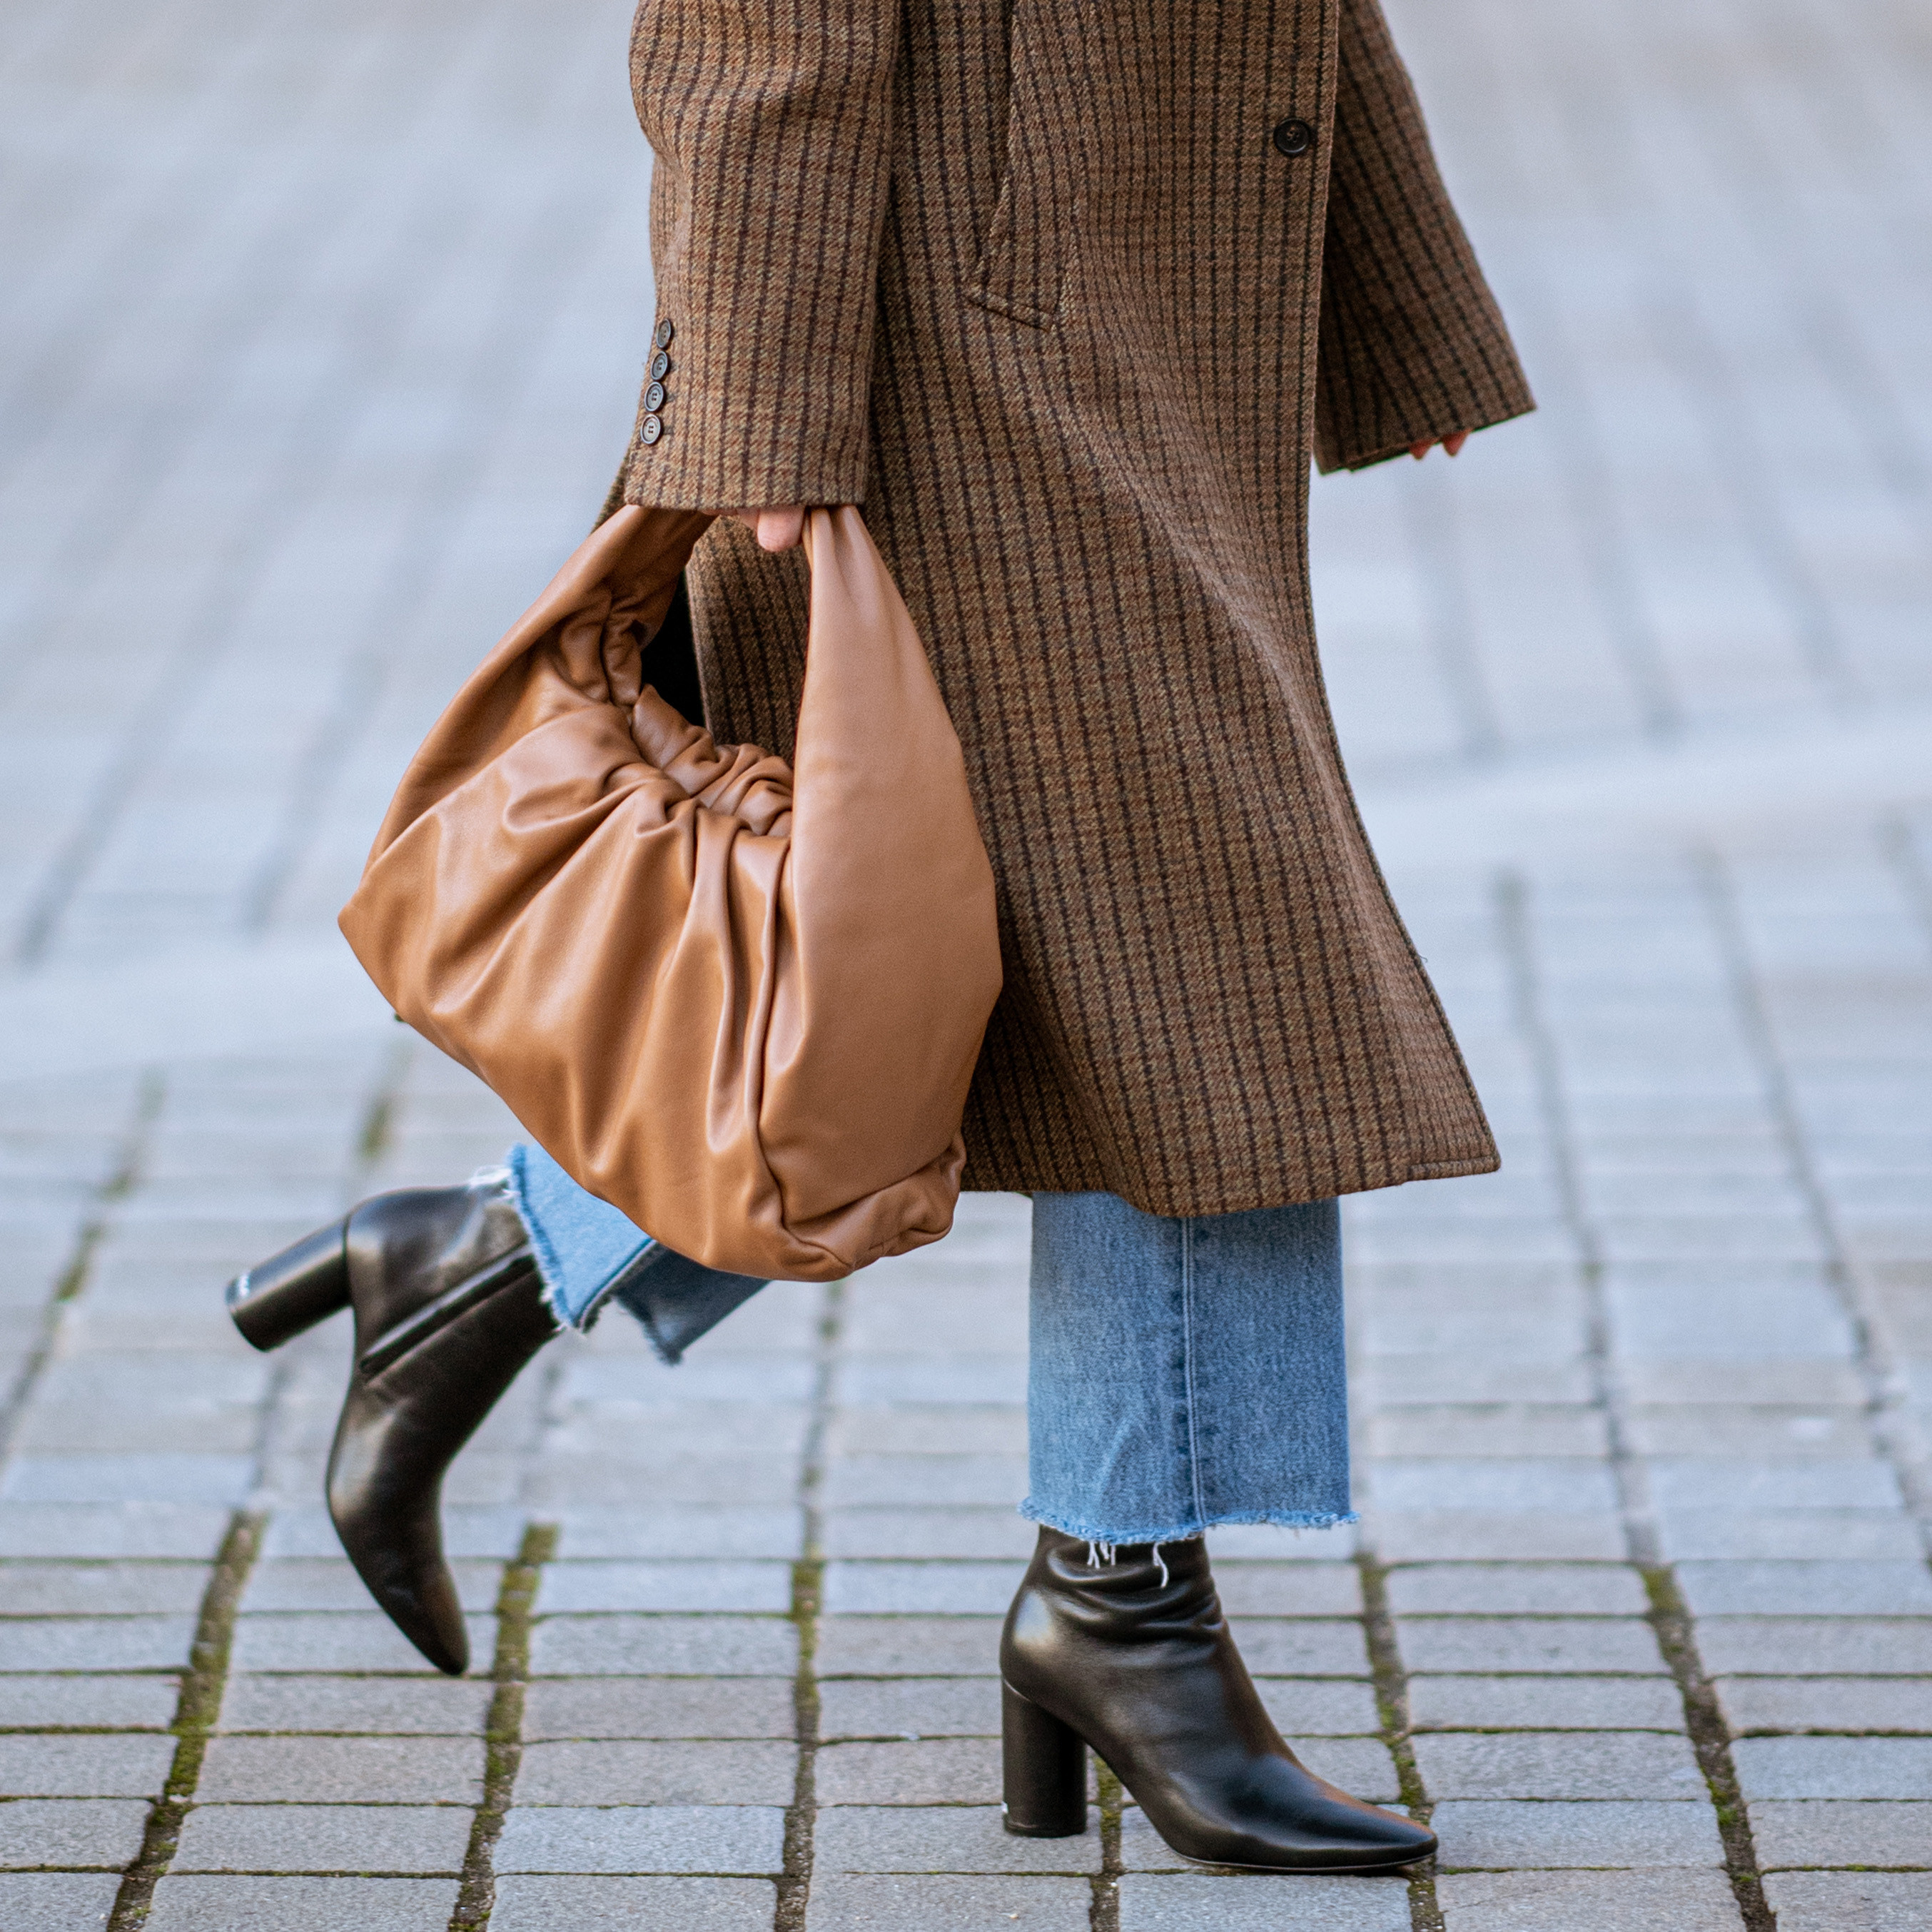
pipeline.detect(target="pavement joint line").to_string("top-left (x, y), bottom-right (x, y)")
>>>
top-left (105, 1507), bottom-right (266, 1931)
top-left (1642, 1561), bottom-right (1775, 1929)
top-left (1091, 1762), bottom-right (1122, 1932)
top-left (0, 1066), bottom-right (163, 1467)
top-left (775, 1275), bottom-right (843, 1932)
top-left (1698, 844), bottom-right (1932, 1545)
top-left (449, 1519), bottom-right (555, 1932)
top-left (1497, 864), bottom-right (1775, 1932)
top-left (1356, 1552), bottom-right (1442, 1932)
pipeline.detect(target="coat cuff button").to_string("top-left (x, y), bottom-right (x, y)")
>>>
top-left (654, 319), bottom-right (674, 349)
top-left (641, 414), bottom-right (664, 445)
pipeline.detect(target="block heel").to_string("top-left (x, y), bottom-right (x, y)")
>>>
top-left (226, 1218), bottom-right (351, 1350)
top-left (1001, 1679), bottom-right (1087, 1837)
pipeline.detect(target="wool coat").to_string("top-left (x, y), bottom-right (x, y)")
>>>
top-left (608, 0), bottom-right (1535, 1218)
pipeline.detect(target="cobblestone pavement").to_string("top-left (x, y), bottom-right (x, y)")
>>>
top-left (2, 0), bottom-right (1929, 1927)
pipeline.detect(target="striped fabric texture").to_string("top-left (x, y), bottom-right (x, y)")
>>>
top-left (613, 0), bottom-right (1536, 1218)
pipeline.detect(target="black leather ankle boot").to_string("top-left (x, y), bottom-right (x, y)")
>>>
top-left (226, 1175), bottom-right (557, 1674)
top-left (1000, 1526), bottom-right (1435, 1871)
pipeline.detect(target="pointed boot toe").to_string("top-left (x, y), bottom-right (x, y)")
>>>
top-left (228, 1176), bottom-right (557, 1675)
top-left (1001, 1527), bottom-right (1436, 1873)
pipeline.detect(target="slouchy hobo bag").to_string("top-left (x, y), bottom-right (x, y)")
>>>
top-left (339, 505), bottom-right (1003, 1281)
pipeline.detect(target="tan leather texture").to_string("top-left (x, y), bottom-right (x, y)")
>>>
top-left (340, 505), bottom-right (1003, 1282)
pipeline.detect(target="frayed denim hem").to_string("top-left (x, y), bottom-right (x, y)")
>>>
top-left (1016, 1502), bottom-right (1359, 1546)
top-left (504, 1148), bottom-right (623, 1335)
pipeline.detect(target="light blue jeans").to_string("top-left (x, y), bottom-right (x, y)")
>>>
top-left (508, 1142), bottom-right (1352, 1545)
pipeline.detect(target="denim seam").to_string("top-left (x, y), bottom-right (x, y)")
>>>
top-left (1179, 1216), bottom-right (1208, 1527)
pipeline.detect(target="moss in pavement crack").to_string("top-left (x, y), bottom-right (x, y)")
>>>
top-left (108, 1507), bottom-right (265, 1930)
top-left (449, 1520), bottom-right (557, 1931)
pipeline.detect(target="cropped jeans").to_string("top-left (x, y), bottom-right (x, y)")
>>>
top-left (508, 1141), bottom-right (1353, 1545)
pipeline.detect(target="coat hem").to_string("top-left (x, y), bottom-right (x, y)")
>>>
top-left (960, 1143), bottom-right (1501, 1221)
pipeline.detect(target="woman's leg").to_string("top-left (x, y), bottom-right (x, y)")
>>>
top-left (1000, 1191), bottom-right (1431, 1871)
top-left (507, 1142), bottom-right (768, 1362)
top-left (1023, 1190), bottom-right (1351, 1544)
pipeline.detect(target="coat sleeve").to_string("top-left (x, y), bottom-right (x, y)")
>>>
top-left (1313, 0), bottom-right (1534, 473)
top-left (614, 0), bottom-right (902, 512)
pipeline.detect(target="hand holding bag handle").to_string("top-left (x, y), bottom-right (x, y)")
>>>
top-left (340, 505), bottom-right (1003, 1280)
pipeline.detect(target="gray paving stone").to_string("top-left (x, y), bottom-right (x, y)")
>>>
top-left (822, 1509), bottom-right (1036, 1559)
top-left (1697, 1620), bottom-right (1932, 1676)
top-left (0, 1872), bottom-right (121, 1930)
top-left (228, 1613), bottom-right (497, 1674)
top-left (1213, 1563), bottom-right (1362, 1617)
top-left (1387, 1564), bottom-right (1649, 1615)
top-left (531, 1616), bottom-right (797, 1677)
top-left (822, 1562), bottom-right (1026, 1614)
top-left (1732, 1736), bottom-right (1932, 1800)
top-left (196, 1735), bottom-right (483, 1804)
top-left (0, 1617), bottom-right (196, 1671)
top-left (173, 1804), bottom-right (473, 1873)
top-left (1644, 1460), bottom-right (1902, 1512)
top-left (1253, 1679), bottom-right (1385, 1736)
top-left (1717, 1678), bottom-right (1932, 1736)
top-left (1431, 1799), bottom-right (1724, 1868)
top-left (1367, 1460), bottom-right (1619, 1513)
top-left (1227, 1620), bottom-right (1372, 1676)
top-left (0, 1798), bottom-right (150, 1868)
top-left (1657, 1511), bottom-right (1923, 1562)
top-left (537, 1562), bottom-right (793, 1614)
top-left (1370, 1406), bottom-right (1609, 1458)
top-left (1, 1454), bottom-right (253, 1506)
top-left (490, 1875), bottom-right (777, 1930)
top-left (0, 1562), bottom-right (211, 1615)
top-left (525, 1679), bottom-right (795, 1741)
top-left (515, 1739), bottom-right (795, 1805)
top-left (216, 1675), bottom-right (494, 1735)
top-left (1436, 1868), bottom-right (1745, 1929)
top-left (1675, 1562), bottom-right (1932, 1618)
top-left (822, 1455), bottom-right (1030, 1508)
top-left (819, 1677), bottom-right (1000, 1740)
top-left (816, 1737), bottom-right (1001, 1805)
top-left (1410, 1675), bottom-right (1687, 1731)
top-left (144, 1875), bottom-right (461, 1931)
top-left (552, 1507), bottom-right (801, 1559)
top-left (1761, 1871), bottom-right (1932, 1930)
top-left (1281, 1738), bottom-right (1400, 1802)
top-left (1116, 1867), bottom-right (1412, 1928)
top-left (814, 1805), bottom-right (1100, 1873)
top-left (1750, 1801), bottom-right (1932, 1870)
top-left (261, 1507), bottom-right (526, 1561)
top-left (0, 1734), bottom-right (174, 1796)
top-left (239, 1560), bottom-right (501, 1614)
top-left (1397, 1617), bottom-right (1667, 1676)
top-left (495, 1804), bottom-right (784, 1874)
top-left (1625, 1407), bottom-right (1872, 1459)
top-left (1413, 1729), bottom-right (1702, 1799)
top-left (805, 1874), bottom-right (1091, 1930)
top-left (816, 1617), bottom-right (1001, 1677)
top-left (0, 1675), bottom-right (179, 1730)
top-left (1369, 1512), bottom-right (1629, 1562)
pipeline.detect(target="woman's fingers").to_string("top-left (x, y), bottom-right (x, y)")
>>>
top-left (1410, 432), bottom-right (1471, 460)
top-left (729, 506), bottom-right (808, 551)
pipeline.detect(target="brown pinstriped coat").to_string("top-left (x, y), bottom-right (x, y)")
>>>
top-left (609, 0), bottom-right (1534, 1217)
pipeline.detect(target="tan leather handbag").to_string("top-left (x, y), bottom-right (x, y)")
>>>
top-left (340, 505), bottom-right (1002, 1281)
